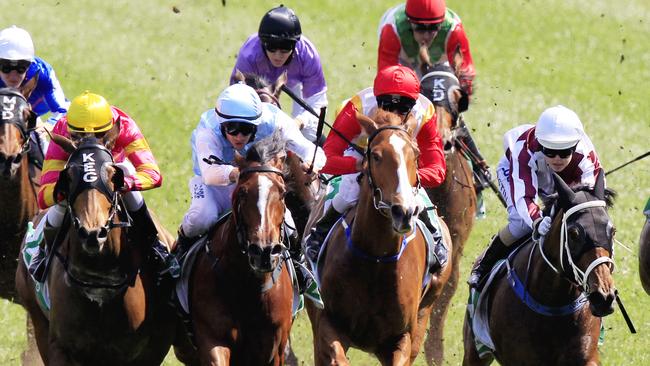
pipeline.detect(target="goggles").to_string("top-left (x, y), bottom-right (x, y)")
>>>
top-left (410, 22), bottom-right (441, 33)
top-left (262, 40), bottom-right (295, 53)
top-left (223, 122), bottom-right (257, 137)
top-left (542, 146), bottom-right (575, 159)
top-left (376, 94), bottom-right (417, 115)
top-left (0, 59), bottom-right (31, 74)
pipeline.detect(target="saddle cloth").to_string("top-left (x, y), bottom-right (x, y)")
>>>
top-left (22, 219), bottom-right (51, 315)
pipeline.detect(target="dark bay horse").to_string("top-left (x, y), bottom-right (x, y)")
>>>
top-left (306, 109), bottom-right (452, 365)
top-left (234, 69), bottom-right (324, 239)
top-left (463, 173), bottom-right (617, 366)
top-left (639, 209), bottom-right (650, 295)
top-left (0, 86), bottom-right (39, 300)
top-left (188, 134), bottom-right (294, 365)
top-left (418, 52), bottom-right (475, 365)
top-left (15, 136), bottom-right (178, 365)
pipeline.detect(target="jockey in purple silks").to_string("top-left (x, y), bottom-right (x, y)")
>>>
top-left (230, 5), bottom-right (328, 145)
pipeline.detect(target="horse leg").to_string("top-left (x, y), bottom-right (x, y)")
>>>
top-left (313, 316), bottom-right (350, 366)
top-left (410, 308), bottom-right (434, 364)
top-left (202, 346), bottom-right (231, 365)
top-left (22, 315), bottom-right (45, 366)
top-left (376, 333), bottom-right (412, 366)
top-left (461, 312), bottom-right (492, 366)
top-left (283, 337), bottom-right (299, 366)
top-left (424, 261), bottom-right (459, 365)
top-left (15, 260), bottom-right (47, 365)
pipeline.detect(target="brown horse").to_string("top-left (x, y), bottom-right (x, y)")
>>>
top-left (418, 52), bottom-right (476, 365)
top-left (463, 173), bottom-right (617, 366)
top-left (306, 109), bottom-right (452, 365)
top-left (188, 133), bottom-right (294, 365)
top-left (0, 86), bottom-right (40, 301)
top-left (15, 136), bottom-right (178, 365)
top-left (639, 209), bottom-right (650, 295)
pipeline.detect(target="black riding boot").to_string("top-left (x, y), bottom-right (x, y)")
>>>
top-left (304, 206), bottom-right (342, 266)
top-left (457, 121), bottom-right (491, 191)
top-left (27, 132), bottom-right (44, 170)
top-left (417, 209), bottom-right (448, 272)
top-left (29, 224), bottom-right (58, 282)
top-left (174, 226), bottom-right (199, 259)
top-left (287, 229), bottom-right (324, 308)
top-left (468, 235), bottom-right (514, 290)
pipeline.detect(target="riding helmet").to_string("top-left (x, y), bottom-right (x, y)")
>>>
top-left (374, 65), bottom-right (420, 100)
top-left (258, 5), bottom-right (302, 49)
top-left (67, 91), bottom-right (114, 133)
top-left (535, 105), bottom-right (584, 150)
top-left (215, 83), bottom-right (263, 126)
top-left (405, 0), bottom-right (446, 24)
top-left (0, 25), bottom-right (34, 62)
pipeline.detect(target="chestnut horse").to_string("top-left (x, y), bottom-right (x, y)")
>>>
top-left (463, 173), bottom-right (617, 365)
top-left (15, 136), bottom-right (178, 365)
top-left (188, 133), bottom-right (294, 365)
top-left (418, 61), bottom-right (475, 365)
top-left (306, 109), bottom-right (452, 365)
top-left (0, 86), bottom-right (39, 300)
top-left (639, 201), bottom-right (650, 295)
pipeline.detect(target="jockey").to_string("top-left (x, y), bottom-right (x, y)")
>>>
top-left (229, 5), bottom-right (328, 144)
top-left (377, 0), bottom-right (491, 214)
top-left (468, 105), bottom-right (604, 289)
top-left (304, 65), bottom-right (447, 268)
top-left (177, 83), bottom-right (326, 307)
top-left (34, 91), bottom-right (165, 280)
top-left (0, 26), bottom-right (69, 168)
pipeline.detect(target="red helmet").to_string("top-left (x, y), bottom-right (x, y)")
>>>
top-left (405, 0), bottom-right (446, 24)
top-left (373, 65), bottom-right (420, 100)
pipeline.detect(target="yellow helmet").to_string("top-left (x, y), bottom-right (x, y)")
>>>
top-left (67, 91), bottom-right (113, 133)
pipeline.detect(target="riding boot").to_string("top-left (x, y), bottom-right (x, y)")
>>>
top-left (29, 224), bottom-right (58, 283)
top-left (457, 121), bottom-right (491, 190)
top-left (467, 235), bottom-right (514, 290)
top-left (417, 209), bottom-right (447, 273)
top-left (27, 131), bottom-right (44, 170)
top-left (173, 226), bottom-right (199, 260)
top-left (304, 206), bottom-right (342, 267)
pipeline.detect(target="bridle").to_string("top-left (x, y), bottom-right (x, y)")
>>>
top-left (538, 200), bottom-right (615, 293)
top-left (255, 88), bottom-right (282, 109)
top-left (0, 89), bottom-right (37, 168)
top-left (364, 125), bottom-right (420, 215)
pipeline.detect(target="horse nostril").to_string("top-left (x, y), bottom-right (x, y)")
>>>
top-left (13, 153), bottom-right (22, 164)
top-left (391, 205), bottom-right (405, 220)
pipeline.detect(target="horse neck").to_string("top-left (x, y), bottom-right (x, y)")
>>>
top-left (0, 156), bottom-right (37, 234)
top-left (522, 231), bottom-right (582, 305)
top-left (351, 180), bottom-right (404, 256)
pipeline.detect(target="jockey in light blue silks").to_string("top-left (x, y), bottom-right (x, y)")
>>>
top-left (0, 26), bottom-right (69, 168)
top-left (178, 83), bottom-right (326, 307)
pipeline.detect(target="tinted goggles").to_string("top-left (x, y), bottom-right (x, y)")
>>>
top-left (0, 59), bottom-right (31, 74)
top-left (223, 122), bottom-right (257, 137)
top-left (263, 40), bottom-right (295, 53)
top-left (376, 95), bottom-right (417, 115)
top-left (411, 22), bottom-right (441, 33)
top-left (542, 146), bottom-right (575, 159)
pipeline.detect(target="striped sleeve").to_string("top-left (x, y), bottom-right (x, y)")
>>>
top-left (115, 111), bottom-right (162, 191)
top-left (38, 119), bottom-right (71, 209)
top-left (508, 132), bottom-right (541, 228)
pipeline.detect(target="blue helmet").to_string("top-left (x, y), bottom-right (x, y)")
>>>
top-left (215, 83), bottom-right (263, 126)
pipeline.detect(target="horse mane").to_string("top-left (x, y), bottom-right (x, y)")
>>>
top-left (371, 108), bottom-right (406, 127)
top-left (543, 185), bottom-right (617, 215)
top-left (244, 131), bottom-right (287, 166)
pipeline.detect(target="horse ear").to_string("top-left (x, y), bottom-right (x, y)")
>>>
top-left (233, 151), bottom-right (246, 167)
top-left (51, 134), bottom-right (78, 154)
top-left (356, 111), bottom-right (377, 136)
top-left (457, 88), bottom-right (469, 113)
top-left (102, 117), bottom-right (120, 151)
top-left (553, 172), bottom-right (576, 205)
top-left (109, 164), bottom-right (125, 192)
top-left (234, 69), bottom-right (246, 83)
top-left (19, 73), bottom-right (38, 100)
top-left (418, 44), bottom-right (432, 76)
top-left (452, 44), bottom-right (463, 76)
top-left (273, 71), bottom-right (288, 97)
top-left (593, 171), bottom-right (605, 200)
top-left (24, 109), bottom-right (38, 130)
top-left (403, 114), bottom-right (418, 136)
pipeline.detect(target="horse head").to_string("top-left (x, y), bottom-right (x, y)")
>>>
top-left (357, 109), bottom-right (421, 234)
top-left (54, 136), bottom-right (131, 302)
top-left (420, 63), bottom-right (468, 151)
top-left (234, 68), bottom-right (285, 108)
top-left (232, 132), bottom-right (288, 274)
top-left (0, 87), bottom-right (37, 178)
top-left (543, 172), bottom-right (617, 316)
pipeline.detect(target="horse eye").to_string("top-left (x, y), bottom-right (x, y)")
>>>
top-left (568, 227), bottom-right (581, 241)
top-left (372, 152), bottom-right (381, 162)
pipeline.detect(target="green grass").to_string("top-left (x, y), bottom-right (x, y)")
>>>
top-left (2, 0), bottom-right (649, 364)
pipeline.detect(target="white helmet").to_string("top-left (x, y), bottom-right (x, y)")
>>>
top-left (535, 105), bottom-right (584, 149)
top-left (0, 26), bottom-right (34, 61)
top-left (215, 83), bottom-right (263, 126)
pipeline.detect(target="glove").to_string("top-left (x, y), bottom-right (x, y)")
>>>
top-left (534, 216), bottom-right (552, 239)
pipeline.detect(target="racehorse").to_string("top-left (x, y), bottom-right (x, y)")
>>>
top-left (306, 109), bottom-right (453, 365)
top-left (15, 135), bottom-right (178, 365)
top-left (0, 86), bottom-right (39, 301)
top-left (187, 133), bottom-right (294, 365)
top-left (639, 209), bottom-right (650, 295)
top-left (418, 48), bottom-right (476, 365)
top-left (233, 69), bottom-right (324, 239)
top-left (462, 172), bottom-right (617, 365)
